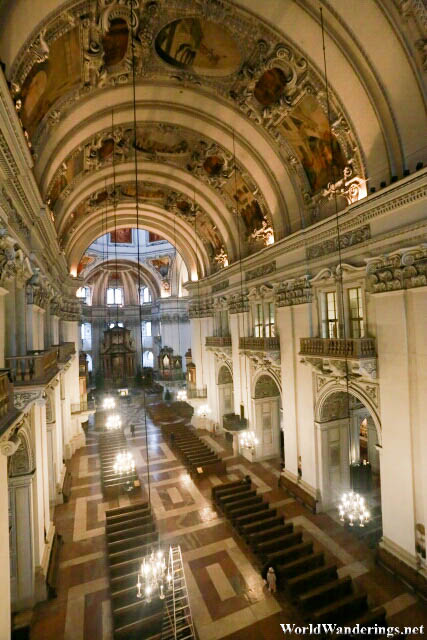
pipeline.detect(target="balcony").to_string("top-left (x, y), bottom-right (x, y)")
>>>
top-left (187, 386), bottom-right (207, 399)
top-left (54, 342), bottom-right (76, 363)
top-left (205, 335), bottom-right (232, 355)
top-left (154, 370), bottom-right (186, 382)
top-left (71, 400), bottom-right (96, 415)
top-left (222, 413), bottom-right (248, 432)
top-left (239, 337), bottom-right (280, 351)
top-left (239, 336), bottom-right (281, 368)
top-left (0, 370), bottom-right (20, 436)
top-left (299, 337), bottom-right (377, 379)
top-left (6, 348), bottom-right (59, 386)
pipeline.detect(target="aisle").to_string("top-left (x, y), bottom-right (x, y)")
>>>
top-left (30, 395), bottom-right (427, 640)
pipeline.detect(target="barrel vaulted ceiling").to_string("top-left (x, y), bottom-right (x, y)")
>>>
top-left (0, 0), bottom-right (425, 278)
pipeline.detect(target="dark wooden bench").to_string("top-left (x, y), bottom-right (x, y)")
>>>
top-left (230, 501), bottom-right (268, 523)
top-left (46, 532), bottom-right (62, 598)
top-left (287, 563), bottom-right (337, 599)
top-left (224, 494), bottom-right (262, 514)
top-left (241, 514), bottom-right (283, 538)
top-left (212, 479), bottom-right (251, 501)
top-left (264, 540), bottom-right (314, 568)
top-left (298, 575), bottom-right (353, 614)
top-left (310, 592), bottom-right (368, 624)
top-left (279, 475), bottom-right (317, 513)
top-left (236, 507), bottom-right (277, 532)
top-left (217, 489), bottom-right (256, 508)
top-left (276, 551), bottom-right (325, 584)
top-left (107, 522), bottom-right (156, 544)
top-left (248, 522), bottom-right (293, 547)
top-left (332, 607), bottom-right (387, 638)
top-left (62, 472), bottom-right (72, 503)
top-left (256, 530), bottom-right (303, 558)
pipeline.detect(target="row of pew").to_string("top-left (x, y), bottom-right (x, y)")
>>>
top-left (213, 480), bottom-right (388, 633)
top-left (160, 421), bottom-right (226, 478)
top-left (105, 502), bottom-right (163, 640)
top-left (99, 430), bottom-right (139, 498)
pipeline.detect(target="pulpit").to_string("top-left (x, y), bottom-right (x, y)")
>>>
top-left (100, 325), bottom-right (136, 385)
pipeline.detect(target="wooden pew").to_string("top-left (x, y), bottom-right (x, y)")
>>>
top-left (235, 508), bottom-right (277, 533)
top-left (240, 514), bottom-right (283, 538)
top-left (231, 501), bottom-right (269, 524)
top-left (263, 540), bottom-right (314, 568)
top-left (225, 495), bottom-right (263, 516)
top-left (248, 522), bottom-right (293, 548)
top-left (256, 530), bottom-right (303, 559)
top-left (275, 551), bottom-right (325, 585)
top-left (298, 575), bottom-right (353, 615)
top-left (286, 563), bottom-right (338, 600)
top-left (310, 592), bottom-right (368, 625)
top-left (212, 479), bottom-right (250, 502)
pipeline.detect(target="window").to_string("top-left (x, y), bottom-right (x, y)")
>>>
top-left (80, 324), bottom-right (85, 340)
top-left (143, 350), bottom-right (154, 367)
top-left (348, 287), bottom-right (364, 338)
top-left (141, 321), bottom-right (152, 337)
top-left (325, 291), bottom-right (339, 338)
top-left (109, 322), bottom-right (123, 328)
top-left (106, 287), bottom-right (123, 305)
top-left (265, 302), bottom-right (275, 337)
top-left (76, 286), bottom-right (90, 304)
top-left (254, 303), bottom-right (263, 337)
top-left (139, 286), bottom-right (152, 304)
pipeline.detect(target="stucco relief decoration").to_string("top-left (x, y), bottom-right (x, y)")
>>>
top-left (276, 275), bottom-right (312, 307)
top-left (9, 421), bottom-right (34, 477)
top-left (307, 225), bottom-right (371, 260)
top-left (366, 245), bottom-right (427, 293)
top-left (218, 365), bottom-right (233, 385)
top-left (254, 374), bottom-right (280, 399)
top-left (245, 261), bottom-right (276, 282)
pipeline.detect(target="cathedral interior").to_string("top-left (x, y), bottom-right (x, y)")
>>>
top-left (0, 0), bottom-right (426, 639)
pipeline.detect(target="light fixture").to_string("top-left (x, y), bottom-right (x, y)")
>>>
top-left (239, 430), bottom-right (259, 451)
top-left (103, 396), bottom-right (115, 410)
top-left (105, 414), bottom-right (121, 430)
top-left (177, 389), bottom-right (187, 402)
top-left (136, 549), bottom-right (171, 603)
top-left (197, 404), bottom-right (211, 418)
top-left (338, 491), bottom-right (370, 527)
top-left (113, 451), bottom-right (135, 476)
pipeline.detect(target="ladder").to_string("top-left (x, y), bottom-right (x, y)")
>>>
top-left (161, 545), bottom-right (196, 640)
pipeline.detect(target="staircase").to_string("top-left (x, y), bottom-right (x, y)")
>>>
top-left (161, 546), bottom-right (196, 640)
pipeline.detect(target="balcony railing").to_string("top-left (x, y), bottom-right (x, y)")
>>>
top-left (53, 342), bottom-right (76, 363)
top-left (187, 386), bottom-right (207, 399)
top-left (205, 336), bottom-right (232, 347)
top-left (0, 370), bottom-right (19, 436)
top-left (239, 336), bottom-right (280, 351)
top-left (154, 370), bottom-right (186, 382)
top-left (71, 400), bottom-right (96, 414)
top-left (6, 348), bottom-right (59, 385)
top-left (299, 337), bottom-right (376, 358)
top-left (222, 413), bottom-right (248, 432)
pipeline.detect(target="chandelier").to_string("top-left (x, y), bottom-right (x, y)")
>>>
top-left (177, 389), bottom-right (188, 402)
top-left (197, 404), bottom-right (211, 418)
top-left (105, 414), bottom-right (122, 430)
top-left (136, 549), bottom-right (171, 603)
top-left (113, 451), bottom-right (135, 476)
top-left (338, 491), bottom-right (370, 527)
top-left (239, 430), bottom-right (259, 451)
top-left (103, 396), bottom-right (116, 410)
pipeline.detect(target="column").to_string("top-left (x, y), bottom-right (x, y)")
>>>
top-left (5, 279), bottom-right (16, 358)
top-left (26, 304), bottom-right (39, 351)
top-left (9, 473), bottom-right (35, 610)
top-left (374, 290), bottom-right (417, 563)
top-left (50, 315), bottom-right (59, 345)
top-left (0, 439), bottom-right (19, 639)
top-left (0, 287), bottom-right (8, 368)
top-left (15, 282), bottom-right (26, 356)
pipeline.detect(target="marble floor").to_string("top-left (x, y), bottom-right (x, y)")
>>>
top-left (29, 396), bottom-right (427, 640)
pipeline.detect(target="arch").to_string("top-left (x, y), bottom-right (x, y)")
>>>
top-left (9, 421), bottom-right (34, 477)
top-left (252, 370), bottom-right (282, 399)
top-left (315, 381), bottom-right (381, 447)
top-left (217, 364), bottom-right (233, 385)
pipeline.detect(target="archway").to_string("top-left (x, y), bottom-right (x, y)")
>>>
top-left (252, 373), bottom-right (282, 460)
top-left (315, 388), bottom-right (382, 543)
top-left (217, 364), bottom-right (234, 429)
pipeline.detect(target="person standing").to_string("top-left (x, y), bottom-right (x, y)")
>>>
top-left (130, 423), bottom-right (135, 438)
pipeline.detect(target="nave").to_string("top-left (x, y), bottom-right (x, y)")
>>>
top-left (28, 395), bottom-right (427, 640)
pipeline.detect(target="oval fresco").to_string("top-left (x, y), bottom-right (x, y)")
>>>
top-left (155, 18), bottom-right (241, 76)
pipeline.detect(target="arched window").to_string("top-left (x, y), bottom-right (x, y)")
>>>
top-left (106, 287), bottom-right (123, 305)
top-left (139, 285), bottom-right (152, 304)
top-left (76, 286), bottom-right (91, 305)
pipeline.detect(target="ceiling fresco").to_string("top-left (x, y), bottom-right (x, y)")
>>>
top-left (9, 0), bottom-right (367, 273)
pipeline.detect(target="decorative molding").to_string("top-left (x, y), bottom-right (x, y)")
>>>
top-left (246, 261), bottom-right (276, 281)
top-left (276, 276), bottom-right (312, 307)
top-left (366, 244), bottom-right (427, 293)
top-left (14, 390), bottom-right (41, 411)
top-left (306, 225), bottom-right (371, 260)
top-left (212, 279), bottom-right (229, 293)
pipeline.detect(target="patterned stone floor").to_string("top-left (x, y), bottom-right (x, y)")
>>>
top-left (29, 395), bottom-right (427, 639)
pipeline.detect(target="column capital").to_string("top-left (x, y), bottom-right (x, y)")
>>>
top-left (0, 438), bottom-right (19, 457)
